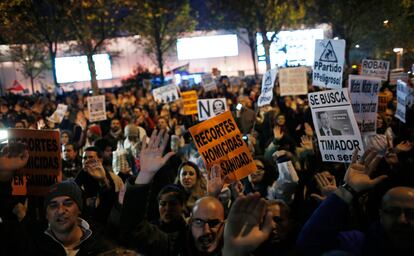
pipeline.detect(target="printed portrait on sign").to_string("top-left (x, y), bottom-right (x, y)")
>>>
top-left (316, 110), bottom-right (354, 136)
top-left (212, 99), bottom-right (226, 115)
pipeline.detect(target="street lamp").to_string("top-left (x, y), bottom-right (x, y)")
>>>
top-left (393, 48), bottom-right (403, 68)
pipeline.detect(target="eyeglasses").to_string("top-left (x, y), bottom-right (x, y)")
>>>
top-left (191, 218), bottom-right (223, 229)
top-left (382, 207), bottom-right (414, 221)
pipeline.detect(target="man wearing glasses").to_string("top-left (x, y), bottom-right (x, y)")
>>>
top-left (297, 149), bottom-right (414, 255)
top-left (120, 130), bottom-right (226, 255)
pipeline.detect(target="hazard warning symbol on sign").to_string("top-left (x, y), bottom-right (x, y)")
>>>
top-left (319, 41), bottom-right (338, 62)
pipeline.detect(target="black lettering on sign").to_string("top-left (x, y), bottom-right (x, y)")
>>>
top-left (25, 174), bottom-right (58, 186)
top-left (319, 140), bottom-right (361, 151)
top-left (220, 152), bottom-right (253, 176)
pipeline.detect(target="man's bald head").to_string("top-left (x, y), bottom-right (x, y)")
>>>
top-left (192, 196), bottom-right (224, 220)
top-left (380, 186), bottom-right (414, 251)
top-left (382, 186), bottom-right (414, 208)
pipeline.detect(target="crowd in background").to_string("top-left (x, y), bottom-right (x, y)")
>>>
top-left (0, 73), bottom-right (413, 256)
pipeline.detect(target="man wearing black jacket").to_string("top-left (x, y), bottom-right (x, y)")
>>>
top-left (120, 130), bottom-right (225, 256)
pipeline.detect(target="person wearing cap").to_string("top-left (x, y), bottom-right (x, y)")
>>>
top-left (37, 180), bottom-right (112, 255)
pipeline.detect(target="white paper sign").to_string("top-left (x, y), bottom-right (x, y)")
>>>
top-left (395, 80), bottom-right (408, 123)
top-left (390, 71), bottom-right (409, 85)
top-left (308, 89), bottom-right (364, 163)
top-left (312, 39), bottom-right (345, 89)
top-left (48, 104), bottom-right (68, 123)
top-left (87, 95), bottom-right (107, 122)
top-left (201, 73), bottom-right (217, 92)
top-left (152, 84), bottom-right (180, 103)
top-left (279, 67), bottom-right (308, 96)
top-left (197, 98), bottom-right (228, 121)
top-left (258, 67), bottom-right (278, 107)
top-left (348, 75), bottom-right (381, 135)
top-left (361, 59), bottom-right (390, 80)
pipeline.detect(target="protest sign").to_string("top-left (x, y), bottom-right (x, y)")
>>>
top-left (181, 90), bottom-right (198, 115)
top-left (7, 129), bottom-right (62, 195)
top-left (377, 92), bottom-right (388, 114)
top-left (152, 84), bottom-right (180, 103)
top-left (87, 95), bottom-right (106, 122)
top-left (395, 80), bottom-right (408, 123)
top-left (389, 70), bottom-right (408, 85)
top-left (48, 104), bottom-right (68, 123)
top-left (258, 67), bottom-right (278, 107)
top-left (201, 73), bottom-right (217, 92)
top-left (189, 111), bottom-right (256, 182)
top-left (312, 39), bottom-right (345, 89)
top-left (348, 75), bottom-right (381, 135)
top-left (279, 67), bottom-right (308, 96)
top-left (361, 59), bottom-right (390, 80)
top-left (308, 89), bottom-right (364, 162)
top-left (197, 98), bottom-right (228, 121)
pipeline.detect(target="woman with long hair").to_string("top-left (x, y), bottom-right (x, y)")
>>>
top-left (174, 161), bottom-right (207, 216)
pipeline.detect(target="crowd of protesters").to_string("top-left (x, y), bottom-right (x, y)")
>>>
top-left (0, 73), bottom-right (413, 256)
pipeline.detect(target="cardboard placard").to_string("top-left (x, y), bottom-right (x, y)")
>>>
top-left (152, 84), bottom-right (180, 103)
top-left (197, 98), bottom-right (228, 121)
top-left (361, 59), bottom-right (390, 80)
top-left (48, 104), bottom-right (68, 124)
top-left (202, 73), bottom-right (217, 92)
top-left (181, 90), bottom-right (198, 115)
top-left (8, 129), bottom-right (62, 196)
top-left (308, 89), bottom-right (364, 163)
top-left (189, 111), bottom-right (256, 182)
top-left (312, 39), bottom-right (345, 89)
top-left (348, 75), bottom-right (381, 135)
top-left (258, 67), bottom-right (278, 107)
top-left (87, 95), bottom-right (107, 122)
top-left (395, 80), bottom-right (408, 123)
top-left (279, 67), bottom-right (308, 96)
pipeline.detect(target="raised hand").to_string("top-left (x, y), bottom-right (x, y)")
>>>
top-left (395, 140), bottom-right (413, 153)
top-left (207, 164), bottom-right (224, 197)
top-left (273, 126), bottom-right (284, 140)
top-left (135, 129), bottom-right (175, 184)
top-left (344, 149), bottom-right (387, 193)
top-left (300, 135), bottom-right (314, 152)
top-left (84, 159), bottom-right (107, 182)
top-left (311, 171), bottom-right (337, 201)
top-left (223, 193), bottom-right (272, 256)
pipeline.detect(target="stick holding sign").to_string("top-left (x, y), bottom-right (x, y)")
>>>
top-left (189, 111), bottom-right (256, 182)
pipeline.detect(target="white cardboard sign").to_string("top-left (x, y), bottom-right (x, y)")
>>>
top-left (258, 67), bottom-right (278, 107)
top-left (279, 67), bottom-right (308, 96)
top-left (312, 39), bottom-right (345, 89)
top-left (348, 75), bottom-right (381, 136)
top-left (87, 95), bottom-right (107, 122)
top-left (361, 59), bottom-right (390, 80)
top-left (197, 98), bottom-right (228, 121)
top-left (308, 89), bottom-right (364, 163)
top-left (152, 84), bottom-right (180, 103)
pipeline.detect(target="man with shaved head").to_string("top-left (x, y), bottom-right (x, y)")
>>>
top-left (120, 130), bottom-right (225, 255)
top-left (380, 186), bottom-right (414, 251)
top-left (297, 149), bottom-right (414, 255)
